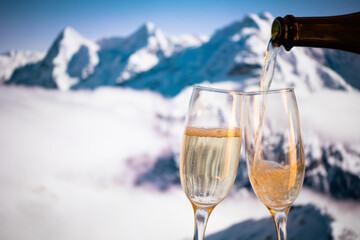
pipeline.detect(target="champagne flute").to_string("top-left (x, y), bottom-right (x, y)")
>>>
top-left (180, 85), bottom-right (243, 240)
top-left (244, 88), bottom-right (305, 240)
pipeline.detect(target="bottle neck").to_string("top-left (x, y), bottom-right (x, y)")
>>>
top-left (271, 12), bottom-right (360, 54)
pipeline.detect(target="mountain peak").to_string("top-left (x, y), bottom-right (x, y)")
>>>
top-left (143, 22), bottom-right (156, 33)
top-left (62, 26), bottom-right (76, 34)
top-left (59, 26), bottom-right (82, 41)
top-left (39, 25), bottom-right (100, 91)
top-left (133, 22), bottom-right (157, 37)
top-left (210, 12), bottom-right (271, 41)
top-left (122, 21), bottom-right (170, 53)
top-left (45, 26), bottom-right (86, 63)
top-left (259, 11), bottom-right (273, 21)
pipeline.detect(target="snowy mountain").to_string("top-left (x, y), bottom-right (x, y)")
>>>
top-left (96, 22), bottom-right (173, 84)
top-left (7, 27), bottom-right (100, 91)
top-left (5, 13), bottom-right (357, 95)
top-left (0, 50), bottom-right (45, 84)
top-left (121, 12), bottom-right (354, 96)
top-left (5, 22), bottom-right (194, 89)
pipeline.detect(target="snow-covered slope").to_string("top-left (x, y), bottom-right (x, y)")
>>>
top-left (7, 27), bottom-right (99, 91)
top-left (51, 27), bottom-right (100, 90)
top-left (105, 22), bottom-right (172, 83)
top-left (169, 34), bottom-right (209, 50)
top-left (74, 22), bottom-right (208, 88)
top-left (0, 50), bottom-right (45, 84)
top-left (122, 12), bottom-right (353, 96)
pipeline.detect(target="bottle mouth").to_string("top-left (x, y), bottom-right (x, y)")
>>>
top-left (271, 15), bottom-right (297, 51)
top-left (271, 17), bottom-right (284, 47)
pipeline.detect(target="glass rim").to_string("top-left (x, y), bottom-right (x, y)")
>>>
top-left (193, 85), bottom-right (244, 95)
top-left (243, 88), bottom-right (294, 96)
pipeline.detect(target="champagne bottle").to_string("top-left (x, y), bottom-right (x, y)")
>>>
top-left (271, 12), bottom-right (360, 54)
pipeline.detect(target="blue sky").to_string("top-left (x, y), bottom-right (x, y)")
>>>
top-left (0, 0), bottom-right (359, 53)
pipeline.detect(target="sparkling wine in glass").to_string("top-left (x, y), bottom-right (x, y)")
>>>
top-left (180, 85), bottom-right (243, 240)
top-left (244, 88), bottom-right (305, 240)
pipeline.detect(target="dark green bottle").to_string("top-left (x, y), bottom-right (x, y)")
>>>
top-left (271, 12), bottom-right (360, 54)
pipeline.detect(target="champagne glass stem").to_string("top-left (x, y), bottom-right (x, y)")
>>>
top-left (193, 207), bottom-right (211, 240)
top-left (270, 207), bottom-right (289, 240)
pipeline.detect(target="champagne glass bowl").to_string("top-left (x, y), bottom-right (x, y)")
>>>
top-left (180, 85), bottom-right (243, 240)
top-left (243, 88), bottom-right (305, 240)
